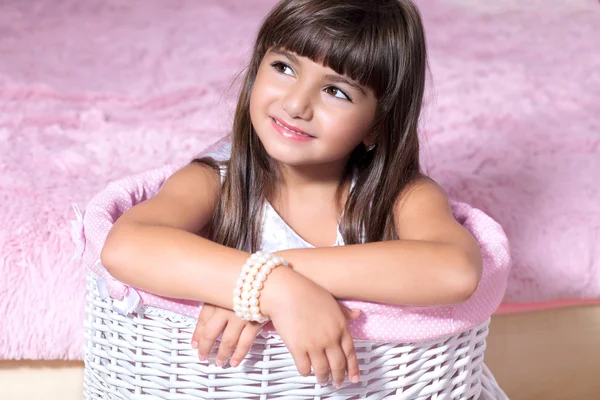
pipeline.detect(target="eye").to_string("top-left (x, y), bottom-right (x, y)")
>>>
top-left (324, 86), bottom-right (352, 102)
top-left (271, 61), bottom-right (295, 76)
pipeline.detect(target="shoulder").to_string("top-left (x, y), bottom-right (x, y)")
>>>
top-left (160, 162), bottom-right (222, 201)
top-left (393, 176), bottom-right (463, 243)
top-left (394, 176), bottom-right (451, 222)
top-left (113, 162), bottom-right (222, 234)
top-left (393, 176), bottom-right (482, 274)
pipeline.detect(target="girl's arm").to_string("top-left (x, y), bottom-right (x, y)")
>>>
top-left (102, 164), bottom-right (361, 383)
top-left (100, 163), bottom-right (250, 309)
top-left (276, 179), bottom-right (483, 306)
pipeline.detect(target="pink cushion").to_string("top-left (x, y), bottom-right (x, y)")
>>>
top-left (79, 164), bottom-right (511, 342)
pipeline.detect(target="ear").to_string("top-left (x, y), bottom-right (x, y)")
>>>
top-left (362, 132), bottom-right (377, 148)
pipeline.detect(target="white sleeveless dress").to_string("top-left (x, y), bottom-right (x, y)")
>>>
top-left (203, 140), bottom-right (347, 252)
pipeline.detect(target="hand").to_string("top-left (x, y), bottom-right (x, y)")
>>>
top-left (261, 267), bottom-right (361, 389)
top-left (191, 303), bottom-right (265, 367)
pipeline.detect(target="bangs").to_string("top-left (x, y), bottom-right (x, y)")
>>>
top-left (258, 2), bottom-right (400, 100)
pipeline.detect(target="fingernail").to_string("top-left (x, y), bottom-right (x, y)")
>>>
top-left (230, 360), bottom-right (239, 367)
top-left (198, 354), bottom-right (207, 362)
top-left (350, 375), bottom-right (360, 383)
top-left (191, 341), bottom-right (198, 349)
top-left (215, 359), bottom-right (224, 367)
top-left (333, 382), bottom-right (342, 389)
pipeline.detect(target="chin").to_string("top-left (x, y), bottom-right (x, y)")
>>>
top-left (262, 143), bottom-right (315, 167)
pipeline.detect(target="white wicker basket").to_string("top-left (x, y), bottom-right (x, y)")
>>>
top-left (83, 274), bottom-right (507, 399)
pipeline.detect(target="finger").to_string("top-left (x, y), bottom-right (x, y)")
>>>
top-left (230, 322), bottom-right (262, 367)
top-left (197, 317), bottom-right (228, 361)
top-left (340, 304), bottom-right (352, 319)
top-left (309, 350), bottom-right (331, 385)
top-left (290, 349), bottom-right (312, 377)
top-left (342, 334), bottom-right (360, 384)
top-left (215, 320), bottom-right (245, 366)
top-left (349, 308), bottom-right (361, 321)
top-left (192, 305), bottom-right (215, 349)
top-left (325, 346), bottom-right (347, 389)
top-left (340, 305), bottom-right (361, 321)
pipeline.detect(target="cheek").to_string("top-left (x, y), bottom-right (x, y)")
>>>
top-left (250, 73), bottom-right (278, 119)
top-left (249, 78), bottom-right (267, 126)
top-left (320, 110), bottom-right (372, 145)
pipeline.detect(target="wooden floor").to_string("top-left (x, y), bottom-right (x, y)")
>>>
top-left (2, 305), bottom-right (600, 399)
top-left (485, 305), bottom-right (600, 400)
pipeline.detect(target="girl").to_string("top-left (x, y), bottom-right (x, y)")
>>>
top-left (101, 0), bottom-right (483, 390)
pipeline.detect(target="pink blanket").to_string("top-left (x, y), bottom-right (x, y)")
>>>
top-left (1, 0), bottom-right (599, 360)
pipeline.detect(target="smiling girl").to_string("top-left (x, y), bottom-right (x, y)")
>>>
top-left (100, 0), bottom-right (483, 390)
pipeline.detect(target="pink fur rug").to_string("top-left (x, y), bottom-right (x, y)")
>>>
top-left (1, 0), bottom-right (598, 360)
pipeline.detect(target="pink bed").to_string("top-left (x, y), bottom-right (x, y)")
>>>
top-left (1, 0), bottom-right (599, 362)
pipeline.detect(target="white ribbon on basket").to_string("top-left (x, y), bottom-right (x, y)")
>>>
top-left (95, 276), bottom-right (110, 300)
top-left (94, 260), bottom-right (141, 316)
top-left (72, 200), bottom-right (141, 316)
top-left (112, 287), bottom-right (141, 315)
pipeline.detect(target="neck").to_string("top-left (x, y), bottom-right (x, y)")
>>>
top-left (279, 156), bottom-right (347, 186)
top-left (273, 157), bottom-right (351, 211)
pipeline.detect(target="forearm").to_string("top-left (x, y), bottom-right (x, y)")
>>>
top-left (101, 223), bottom-right (249, 309)
top-left (277, 240), bottom-right (479, 306)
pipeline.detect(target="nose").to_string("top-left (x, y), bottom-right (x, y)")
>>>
top-left (281, 83), bottom-right (313, 120)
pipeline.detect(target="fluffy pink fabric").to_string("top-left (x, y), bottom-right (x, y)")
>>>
top-left (0, 0), bottom-right (598, 359)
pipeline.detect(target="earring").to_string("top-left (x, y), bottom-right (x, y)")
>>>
top-left (366, 143), bottom-right (376, 152)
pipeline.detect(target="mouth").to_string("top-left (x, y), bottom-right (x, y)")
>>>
top-left (271, 117), bottom-right (315, 138)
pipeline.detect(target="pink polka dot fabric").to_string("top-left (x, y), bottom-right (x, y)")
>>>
top-left (79, 164), bottom-right (511, 343)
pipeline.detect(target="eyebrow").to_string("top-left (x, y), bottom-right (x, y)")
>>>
top-left (270, 49), bottom-right (366, 95)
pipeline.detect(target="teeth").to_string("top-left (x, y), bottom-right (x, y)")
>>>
top-left (275, 119), bottom-right (309, 137)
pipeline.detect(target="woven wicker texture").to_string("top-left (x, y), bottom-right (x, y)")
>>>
top-left (83, 276), bottom-right (508, 399)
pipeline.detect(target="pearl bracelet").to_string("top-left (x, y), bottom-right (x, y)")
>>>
top-left (232, 251), bottom-right (288, 323)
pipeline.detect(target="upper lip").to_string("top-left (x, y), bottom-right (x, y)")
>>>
top-left (272, 117), bottom-right (314, 137)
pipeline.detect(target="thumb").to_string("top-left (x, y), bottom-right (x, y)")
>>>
top-left (341, 305), bottom-right (361, 321)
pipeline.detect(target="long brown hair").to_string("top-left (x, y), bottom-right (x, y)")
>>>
top-left (196, 0), bottom-right (428, 251)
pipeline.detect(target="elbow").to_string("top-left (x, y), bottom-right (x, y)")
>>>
top-left (100, 242), bottom-right (118, 277)
top-left (100, 227), bottom-right (129, 282)
top-left (453, 249), bottom-right (482, 303)
top-left (456, 270), bottom-right (479, 303)
top-left (100, 240), bottom-right (121, 280)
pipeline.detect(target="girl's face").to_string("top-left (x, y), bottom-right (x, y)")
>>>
top-left (250, 49), bottom-right (378, 168)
